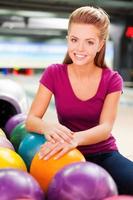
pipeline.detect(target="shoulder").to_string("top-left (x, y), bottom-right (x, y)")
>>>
top-left (40, 63), bottom-right (66, 85)
top-left (40, 64), bottom-right (65, 93)
top-left (44, 63), bottom-right (66, 74)
top-left (104, 67), bottom-right (119, 77)
top-left (103, 67), bottom-right (123, 84)
top-left (103, 67), bottom-right (123, 93)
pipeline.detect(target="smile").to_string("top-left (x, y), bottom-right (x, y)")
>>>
top-left (74, 53), bottom-right (87, 59)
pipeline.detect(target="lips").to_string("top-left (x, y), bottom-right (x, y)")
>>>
top-left (74, 53), bottom-right (87, 60)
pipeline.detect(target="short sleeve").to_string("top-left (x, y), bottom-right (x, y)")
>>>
top-left (39, 64), bottom-right (55, 93)
top-left (107, 72), bottom-right (123, 94)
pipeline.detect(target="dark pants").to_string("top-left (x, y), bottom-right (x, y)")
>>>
top-left (85, 151), bottom-right (133, 195)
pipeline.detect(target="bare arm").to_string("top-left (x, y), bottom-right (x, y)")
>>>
top-left (73, 91), bottom-right (121, 146)
top-left (39, 91), bottom-right (122, 160)
top-left (26, 83), bottom-right (73, 142)
top-left (26, 83), bottom-right (52, 134)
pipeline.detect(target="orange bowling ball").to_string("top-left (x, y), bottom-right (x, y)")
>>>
top-left (30, 148), bottom-right (85, 192)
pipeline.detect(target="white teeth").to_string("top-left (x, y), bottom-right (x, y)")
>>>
top-left (75, 54), bottom-right (86, 58)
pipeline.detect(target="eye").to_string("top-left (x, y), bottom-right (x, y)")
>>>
top-left (70, 38), bottom-right (77, 43)
top-left (87, 41), bottom-right (94, 45)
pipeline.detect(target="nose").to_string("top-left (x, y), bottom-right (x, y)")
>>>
top-left (77, 42), bottom-right (84, 51)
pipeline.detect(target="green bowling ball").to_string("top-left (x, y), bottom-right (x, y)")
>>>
top-left (10, 122), bottom-right (29, 151)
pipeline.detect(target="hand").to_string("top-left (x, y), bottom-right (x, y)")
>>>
top-left (39, 140), bottom-right (78, 160)
top-left (43, 122), bottom-right (74, 143)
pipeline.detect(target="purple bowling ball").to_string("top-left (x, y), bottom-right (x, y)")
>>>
top-left (5, 113), bottom-right (27, 137)
top-left (0, 168), bottom-right (45, 200)
top-left (47, 162), bottom-right (118, 200)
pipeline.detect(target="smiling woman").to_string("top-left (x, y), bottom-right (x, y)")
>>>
top-left (25, 6), bottom-right (133, 195)
top-left (67, 24), bottom-right (104, 67)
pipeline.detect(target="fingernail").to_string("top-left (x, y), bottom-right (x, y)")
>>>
top-left (53, 157), bottom-right (57, 160)
top-left (60, 140), bottom-right (64, 143)
top-left (39, 153), bottom-right (43, 160)
top-left (44, 156), bottom-right (48, 160)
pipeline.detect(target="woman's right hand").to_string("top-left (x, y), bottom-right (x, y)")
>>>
top-left (43, 122), bottom-right (74, 143)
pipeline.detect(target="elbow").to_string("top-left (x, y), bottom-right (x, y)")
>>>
top-left (104, 133), bottom-right (110, 141)
top-left (25, 116), bottom-right (32, 132)
top-left (103, 123), bottom-right (113, 140)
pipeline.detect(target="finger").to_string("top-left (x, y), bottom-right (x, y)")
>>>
top-left (45, 134), bottom-right (55, 143)
top-left (51, 132), bottom-right (64, 143)
top-left (41, 141), bottom-right (53, 150)
top-left (59, 132), bottom-right (73, 143)
top-left (60, 126), bottom-right (74, 138)
top-left (56, 129), bottom-right (73, 143)
top-left (39, 142), bottom-right (55, 159)
top-left (53, 142), bottom-right (76, 160)
top-left (70, 140), bottom-right (78, 148)
top-left (40, 141), bottom-right (54, 152)
top-left (42, 142), bottom-right (59, 157)
top-left (44, 143), bottom-right (63, 160)
top-left (54, 147), bottom-right (69, 160)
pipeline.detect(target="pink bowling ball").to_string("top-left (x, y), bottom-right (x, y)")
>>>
top-left (0, 136), bottom-right (14, 150)
top-left (105, 195), bottom-right (133, 200)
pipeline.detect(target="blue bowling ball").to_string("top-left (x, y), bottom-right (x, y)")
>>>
top-left (18, 132), bottom-right (46, 170)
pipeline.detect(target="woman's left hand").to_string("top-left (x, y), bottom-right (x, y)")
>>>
top-left (39, 140), bottom-right (78, 160)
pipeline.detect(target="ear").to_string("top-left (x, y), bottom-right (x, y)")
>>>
top-left (98, 40), bottom-right (105, 52)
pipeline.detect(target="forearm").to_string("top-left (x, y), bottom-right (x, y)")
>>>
top-left (25, 115), bottom-right (46, 134)
top-left (74, 123), bottom-right (112, 146)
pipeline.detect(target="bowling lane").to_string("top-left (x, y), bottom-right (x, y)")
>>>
top-left (0, 73), bottom-right (133, 160)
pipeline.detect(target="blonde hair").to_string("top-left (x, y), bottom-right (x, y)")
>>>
top-left (63, 6), bottom-right (110, 68)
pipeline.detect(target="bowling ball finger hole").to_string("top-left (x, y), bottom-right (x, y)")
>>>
top-left (0, 100), bottom-right (17, 129)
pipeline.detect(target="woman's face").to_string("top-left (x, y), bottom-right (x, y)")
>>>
top-left (67, 23), bottom-right (103, 66)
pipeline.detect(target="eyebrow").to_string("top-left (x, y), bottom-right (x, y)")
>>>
top-left (70, 35), bottom-right (95, 41)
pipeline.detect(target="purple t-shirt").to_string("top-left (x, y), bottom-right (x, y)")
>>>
top-left (40, 64), bottom-right (123, 155)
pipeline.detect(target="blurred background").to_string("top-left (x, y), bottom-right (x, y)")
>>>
top-left (0, 0), bottom-right (133, 159)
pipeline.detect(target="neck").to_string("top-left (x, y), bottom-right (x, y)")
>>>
top-left (70, 63), bottom-right (98, 77)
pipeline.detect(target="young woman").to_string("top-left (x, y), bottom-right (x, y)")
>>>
top-left (26, 6), bottom-right (133, 194)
